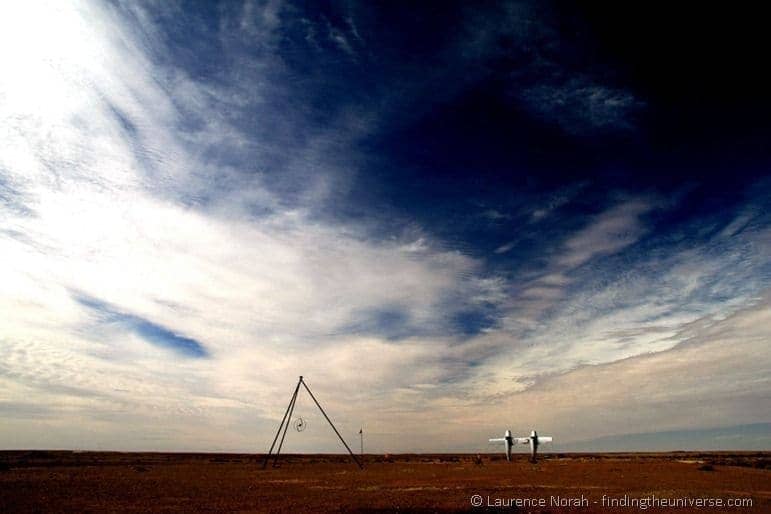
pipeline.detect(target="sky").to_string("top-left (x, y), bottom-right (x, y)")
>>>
top-left (0, 1), bottom-right (769, 453)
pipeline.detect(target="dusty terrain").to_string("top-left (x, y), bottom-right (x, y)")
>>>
top-left (0, 451), bottom-right (768, 513)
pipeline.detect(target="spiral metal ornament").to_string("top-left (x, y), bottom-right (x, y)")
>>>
top-left (293, 417), bottom-right (307, 432)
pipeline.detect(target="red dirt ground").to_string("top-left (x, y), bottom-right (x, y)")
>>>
top-left (0, 451), bottom-right (768, 513)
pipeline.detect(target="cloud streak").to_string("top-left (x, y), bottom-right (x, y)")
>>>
top-left (74, 293), bottom-right (209, 358)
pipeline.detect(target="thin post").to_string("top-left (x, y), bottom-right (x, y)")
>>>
top-left (300, 378), bottom-right (363, 469)
top-left (262, 377), bottom-right (301, 469)
top-left (272, 381), bottom-right (299, 467)
top-left (359, 428), bottom-right (363, 457)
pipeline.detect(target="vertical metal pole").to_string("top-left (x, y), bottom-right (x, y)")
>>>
top-left (360, 428), bottom-right (363, 458)
top-left (272, 381), bottom-right (299, 467)
top-left (262, 377), bottom-right (301, 469)
top-left (300, 378), bottom-right (364, 469)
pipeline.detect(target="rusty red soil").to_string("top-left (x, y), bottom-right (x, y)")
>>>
top-left (0, 451), bottom-right (768, 513)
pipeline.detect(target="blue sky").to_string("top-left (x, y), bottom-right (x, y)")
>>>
top-left (0, 1), bottom-right (769, 452)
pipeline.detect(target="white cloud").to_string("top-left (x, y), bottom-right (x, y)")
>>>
top-left (327, 21), bottom-right (356, 58)
top-left (556, 199), bottom-right (653, 268)
top-left (499, 295), bottom-right (771, 442)
top-left (494, 241), bottom-right (515, 254)
top-left (0, 0), bottom-right (500, 450)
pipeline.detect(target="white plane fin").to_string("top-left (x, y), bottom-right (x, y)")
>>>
top-left (488, 438), bottom-right (506, 442)
top-left (539, 436), bottom-right (553, 443)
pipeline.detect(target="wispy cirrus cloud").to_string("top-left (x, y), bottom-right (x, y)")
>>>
top-left (518, 80), bottom-right (644, 135)
top-left (458, 1), bottom-right (644, 136)
top-left (0, 0), bottom-right (503, 449)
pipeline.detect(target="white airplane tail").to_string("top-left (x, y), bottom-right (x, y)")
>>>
top-left (488, 429), bottom-right (514, 460)
top-left (489, 429), bottom-right (553, 461)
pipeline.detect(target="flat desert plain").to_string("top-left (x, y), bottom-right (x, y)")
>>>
top-left (0, 451), bottom-right (768, 513)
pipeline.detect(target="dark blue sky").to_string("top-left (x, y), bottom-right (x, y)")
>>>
top-left (130, 0), bottom-right (771, 266)
top-left (127, 0), bottom-right (771, 340)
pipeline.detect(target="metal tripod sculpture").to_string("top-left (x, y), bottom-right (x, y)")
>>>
top-left (262, 376), bottom-right (364, 469)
